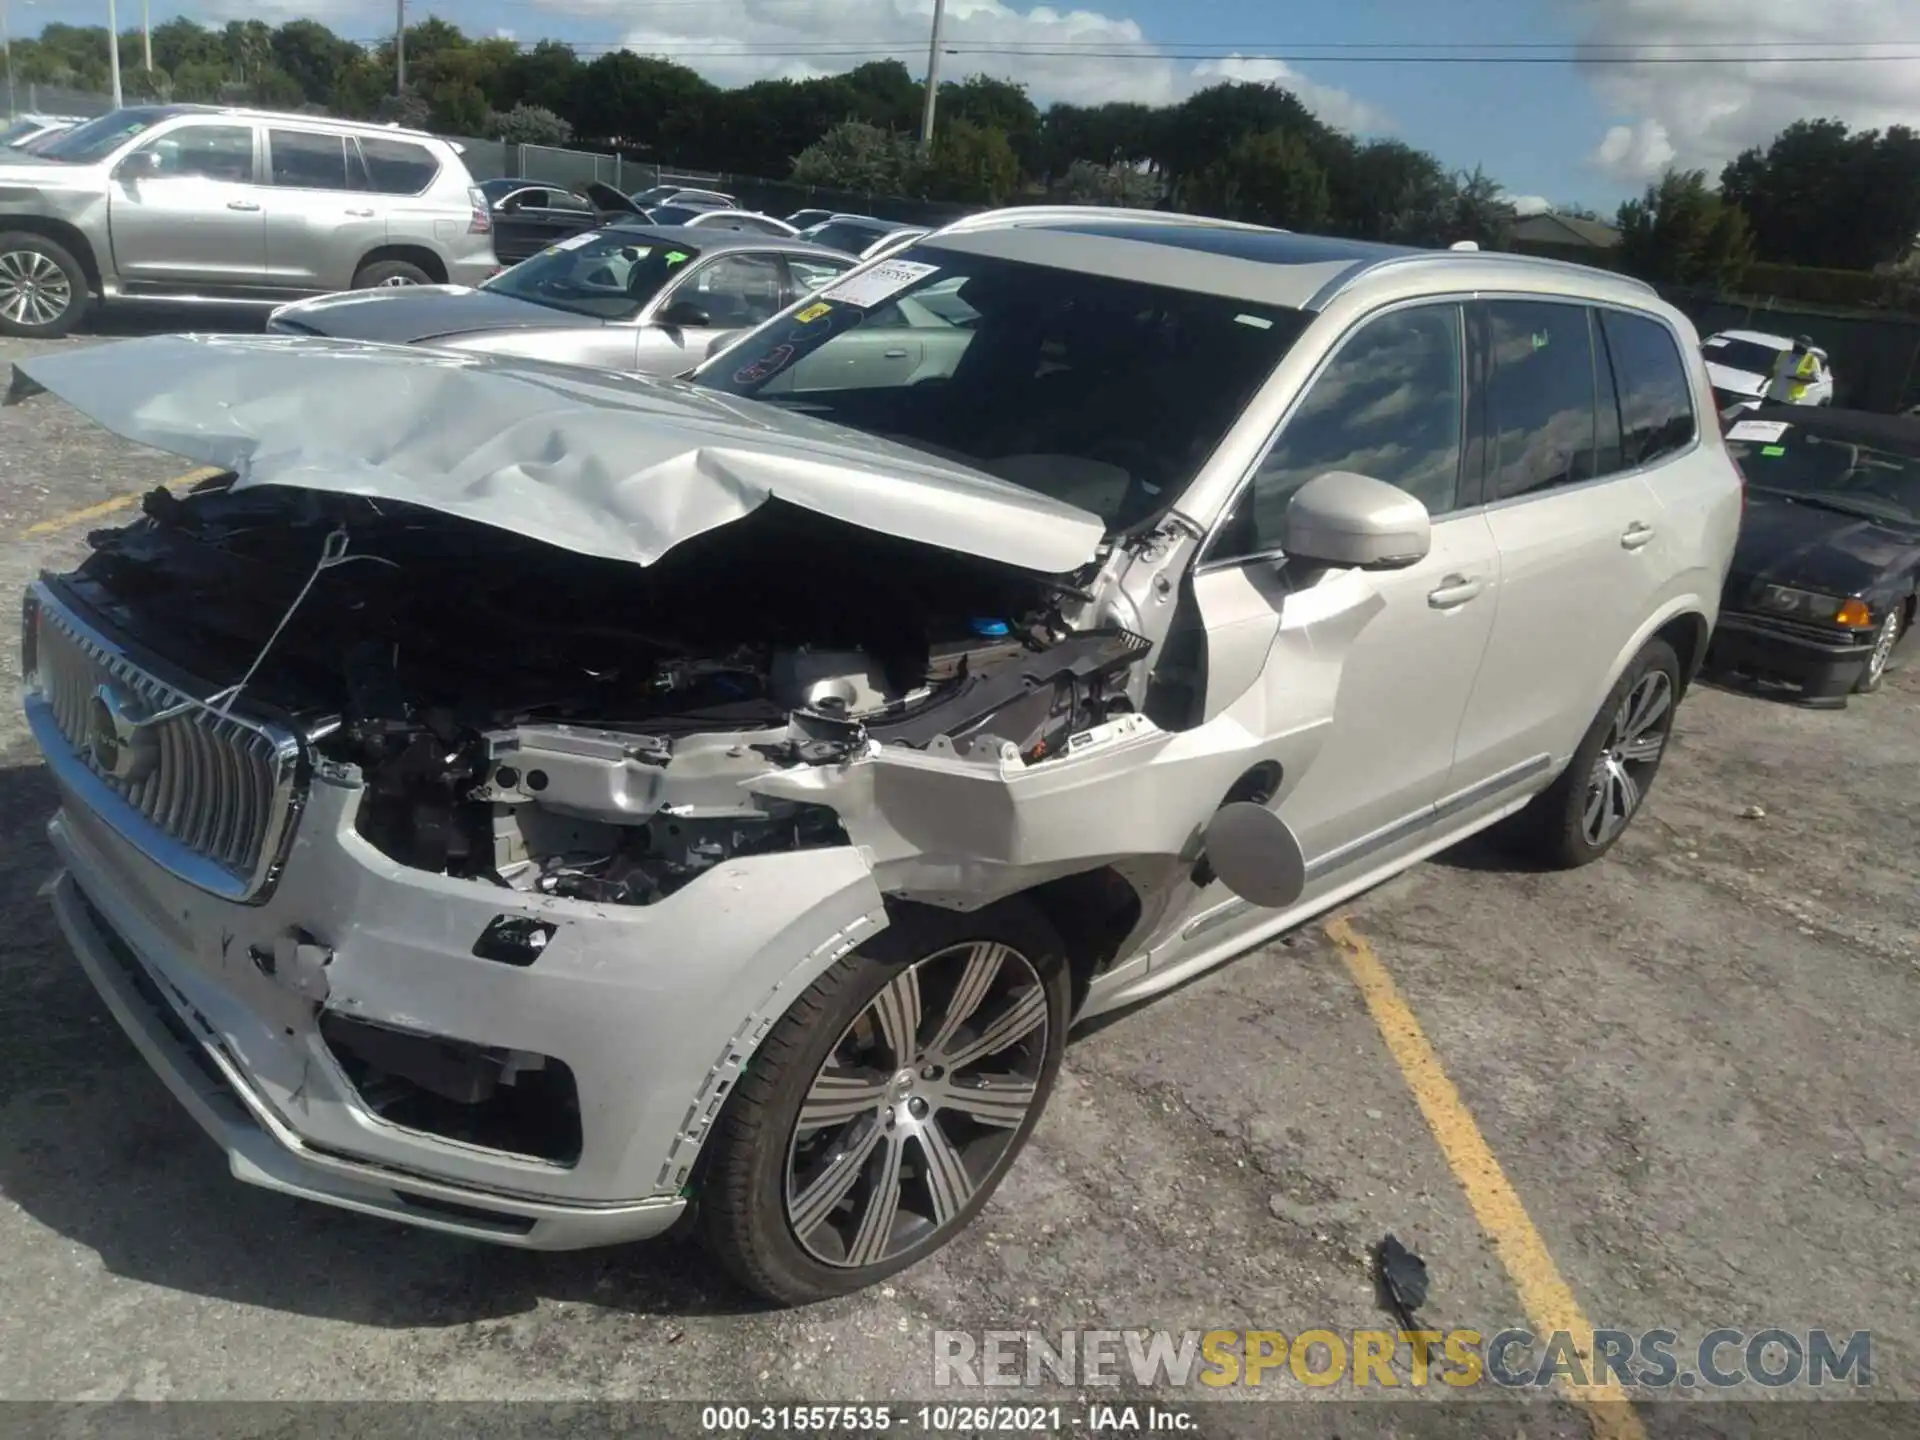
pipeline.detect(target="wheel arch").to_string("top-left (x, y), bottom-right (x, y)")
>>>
top-left (0, 216), bottom-right (103, 292)
top-left (1590, 596), bottom-right (1714, 725)
top-left (355, 244), bottom-right (448, 285)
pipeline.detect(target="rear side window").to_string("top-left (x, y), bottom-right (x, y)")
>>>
top-left (1485, 300), bottom-right (1600, 501)
top-left (1598, 310), bottom-right (1697, 470)
top-left (355, 138), bottom-right (439, 195)
top-left (269, 130), bottom-right (350, 190)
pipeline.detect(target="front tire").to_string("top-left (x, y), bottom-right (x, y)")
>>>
top-left (0, 231), bottom-right (88, 338)
top-left (700, 899), bottom-right (1072, 1305)
top-left (1855, 606), bottom-right (1905, 694)
top-left (1502, 638), bottom-right (1681, 869)
top-left (352, 258), bottom-right (433, 289)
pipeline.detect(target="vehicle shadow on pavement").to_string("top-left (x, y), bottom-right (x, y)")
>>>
top-left (1424, 829), bottom-right (1557, 874)
top-left (77, 305), bottom-right (268, 339)
top-left (0, 761), bottom-right (772, 1326)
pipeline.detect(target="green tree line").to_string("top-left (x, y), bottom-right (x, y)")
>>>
top-left (15, 13), bottom-right (1920, 292)
top-left (7, 13), bottom-right (1521, 243)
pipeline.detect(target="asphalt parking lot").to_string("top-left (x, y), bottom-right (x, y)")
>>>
top-left (0, 317), bottom-right (1916, 1427)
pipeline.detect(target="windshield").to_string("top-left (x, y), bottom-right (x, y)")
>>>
top-left (1704, 337), bottom-right (1786, 380)
top-left (482, 230), bottom-right (702, 321)
top-left (692, 246), bottom-right (1310, 532)
top-left (1729, 425), bottom-right (1920, 526)
top-left (33, 107), bottom-right (172, 164)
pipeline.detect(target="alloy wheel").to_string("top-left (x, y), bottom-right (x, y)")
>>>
top-left (0, 249), bottom-right (72, 329)
top-left (1583, 669), bottom-right (1673, 847)
top-left (1866, 610), bottom-right (1901, 686)
top-left (377, 274), bottom-right (418, 287)
top-left (784, 941), bottom-right (1049, 1268)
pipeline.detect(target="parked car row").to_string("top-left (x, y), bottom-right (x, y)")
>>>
top-left (0, 100), bottom-right (961, 339)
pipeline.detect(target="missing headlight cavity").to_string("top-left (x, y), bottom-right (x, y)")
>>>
top-left (318, 1012), bottom-right (582, 1165)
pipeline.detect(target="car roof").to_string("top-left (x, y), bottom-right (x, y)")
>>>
top-left (1712, 329), bottom-right (1794, 350)
top-left (1739, 404), bottom-right (1920, 451)
top-left (127, 103), bottom-right (446, 141)
top-left (920, 208), bottom-right (1664, 314)
top-left (598, 222), bottom-right (848, 258)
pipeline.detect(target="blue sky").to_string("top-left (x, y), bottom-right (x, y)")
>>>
top-left (13, 0), bottom-right (1908, 214)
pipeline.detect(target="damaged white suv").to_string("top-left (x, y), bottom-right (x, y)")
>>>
top-left (14, 207), bottom-right (1741, 1304)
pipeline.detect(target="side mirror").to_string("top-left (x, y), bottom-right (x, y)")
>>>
top-left (116, 150), bottom-right (162, 180)
top-left (658, 299), bottom-right (712, 329)
top-left (1281, 471), bottom-right (1431, 570)
top-left (705, 329), bottom-right (743, 358)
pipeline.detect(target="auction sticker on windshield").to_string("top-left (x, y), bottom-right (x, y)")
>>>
top-left (551, 232), bottom-right (601, 252)
top-left (1728, 420), bottom-right (1792, 443)
top-left (822, 259), bottom-right (939, 309)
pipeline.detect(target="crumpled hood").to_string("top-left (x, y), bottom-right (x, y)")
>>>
top-left (268, 286), bottom-right (606, 344)
top-left (1730, 491), bottom-right (1920, 596)
top-left (7, 333), bottom-right (1107, 574)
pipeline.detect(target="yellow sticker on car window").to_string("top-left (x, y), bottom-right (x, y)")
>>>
top-left (795, 302), bottom-right (832, 323)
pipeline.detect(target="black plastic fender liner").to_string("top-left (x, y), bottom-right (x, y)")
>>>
top-left (863, 628), bottom-right (1151, 750)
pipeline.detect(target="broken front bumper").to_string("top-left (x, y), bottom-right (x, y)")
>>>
top-left (41, 761), bottom-right (887, 1250)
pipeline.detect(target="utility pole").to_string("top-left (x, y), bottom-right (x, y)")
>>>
top-left (3, 0), bottom-right (14, 121)
top-left (107, 0), bottom-right (122, 109)
top-left (395, 0), bottom-right (406, 95)
top-left (919, 0), bottom-right (946, 146)
top-left (141, 0), bottom-right (150, 72)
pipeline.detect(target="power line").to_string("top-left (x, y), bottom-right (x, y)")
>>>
top-left (400, 40), bottom-right (1920, 64)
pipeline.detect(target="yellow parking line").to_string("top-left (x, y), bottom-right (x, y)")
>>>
top-left (1324, 914), bottom-right (1646, 1440)
top-left (18, 466), bottom-right (226, 539)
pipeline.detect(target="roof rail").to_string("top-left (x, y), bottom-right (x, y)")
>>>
top-left (930, 205), bottom-right (1287, 238)
top-left (1436, 247), bottom-right (1659, 294)
top-left (1319, 245), bottom-right (1659, 303)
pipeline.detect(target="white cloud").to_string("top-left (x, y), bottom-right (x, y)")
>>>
top-left (1577, 0), bottom-right (1920, 185)
top-left (1510, 194), bottom-right (1555, 216)
top-left (536, 0), bottom-right (1391, 129)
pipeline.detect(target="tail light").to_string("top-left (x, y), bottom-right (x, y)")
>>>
top-left (467, 186), bottom-right (491, 235)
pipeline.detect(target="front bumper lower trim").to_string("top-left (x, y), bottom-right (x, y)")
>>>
top-left (51, 869), bottom-right (686, 1250)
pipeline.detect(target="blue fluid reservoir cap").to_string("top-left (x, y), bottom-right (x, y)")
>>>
top-left (970, 617), bottom-right (1012, 637)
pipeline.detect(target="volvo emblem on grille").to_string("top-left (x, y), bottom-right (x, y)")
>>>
top-left (88, 684), bottom-right (160, 783)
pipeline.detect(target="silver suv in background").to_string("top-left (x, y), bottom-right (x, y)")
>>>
top-left (14, 209), bottom-right (1741, 1304)
top-left (0, 105), bottom-right (496, 338)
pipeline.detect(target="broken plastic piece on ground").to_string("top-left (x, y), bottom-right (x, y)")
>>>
top-left (1373, 1232), bottom-right (1431, 1330)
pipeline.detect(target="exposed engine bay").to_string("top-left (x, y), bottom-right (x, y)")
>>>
top-left (62, 478), bottom-right (1148, 906)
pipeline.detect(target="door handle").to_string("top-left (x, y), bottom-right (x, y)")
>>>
top-left (1621, 521), bottom-right (1657, 550)
top-left (883, 348), bottom-right (910, 359)
top-left (226, 199), bottom-right (261, 212)
top-left (344, 207), bottom-right (375, 218)
top-left (1428, 575), bottom-right (1484, 609)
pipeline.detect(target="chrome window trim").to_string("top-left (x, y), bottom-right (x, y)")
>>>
top-left (1188, 289), bottom-right (1706, 575)
top-left (1192, 292), bottom-right (1477, 575)
top-left (1476, 295), bottom-right (1704, 515)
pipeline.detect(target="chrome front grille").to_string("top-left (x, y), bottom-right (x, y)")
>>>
top-left (23, 583), bottom-right (303, 902)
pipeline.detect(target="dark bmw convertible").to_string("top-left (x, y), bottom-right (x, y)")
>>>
top-left (1709, 405), bottom-right (1920, 706)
